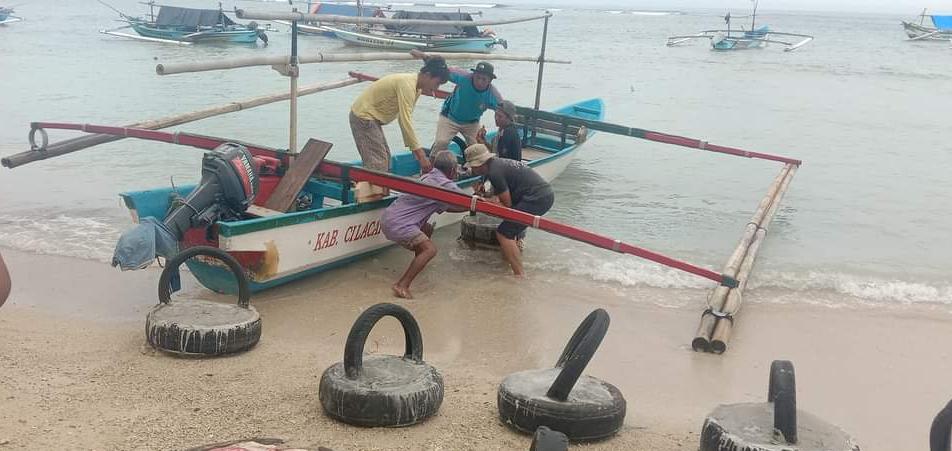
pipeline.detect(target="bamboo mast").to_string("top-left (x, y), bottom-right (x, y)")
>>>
top-left (289, 12), bottom-right (300, 153)
top-left (1, 77), bottom-right (362, 169)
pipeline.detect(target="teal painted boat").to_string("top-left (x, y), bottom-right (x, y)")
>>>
top-left (119, 98), bottom-right (603, 294)
top-left (666, 1), bottom-right (813, 52)
top-left (102, 3), bottom-right (267, 45)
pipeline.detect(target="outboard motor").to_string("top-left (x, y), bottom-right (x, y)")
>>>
top-left (112, 143), bottom-right (259, 271)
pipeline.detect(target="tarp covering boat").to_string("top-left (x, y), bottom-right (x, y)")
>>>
top-left (931, 15), bottom-right (952, 30)
top-left (155, 6), bottom-right (236, 28)
top-left (308, 2), bottom-right (381, 17)
top-left (384, 11), bottom-right (480, 37)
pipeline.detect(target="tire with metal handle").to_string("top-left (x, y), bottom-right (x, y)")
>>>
top-left (319, 303), bottom-right (443, 427)
top-left (147, 246), bottom-right (260, 356)
top-left (700, 360), bottom-right (860, 451)
top-left (498, 309), bottom-right (626, 441)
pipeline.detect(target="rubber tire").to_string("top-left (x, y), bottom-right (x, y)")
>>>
top-left (145, 300), bottom-right (261, 356)
top-left (319, 355), bottom-right (443, 427)
top-left (930, 399), bottom-right (952, 451)
top-left (530, 426), bottom-right (568, 451)
top-left (319, 303), bottom-right (442, 427)
top-left (498, 368), bottom-right (626, 441)
top-left (148, 246), bottom-right (259, 356)
top-left (460, 214), bottom-right (503, 247)
top-left (699, 403), bottom-right (860, 451)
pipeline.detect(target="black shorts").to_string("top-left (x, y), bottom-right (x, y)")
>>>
top-left (497, 193), bottom-right (555, 240)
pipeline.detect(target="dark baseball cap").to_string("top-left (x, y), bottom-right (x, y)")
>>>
top-left (471, 61), bottom-right (496, 79)
top-left (421, 56), bottom-right (450, 82)
top-left (497, 100), bottom-right (516, 119)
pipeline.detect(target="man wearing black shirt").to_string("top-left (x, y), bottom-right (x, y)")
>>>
top-left (477, 100), bottom-right (522, 161)
top-left (464, 143), bottom-right (554, 277)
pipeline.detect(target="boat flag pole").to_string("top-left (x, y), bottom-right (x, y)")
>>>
top-left (289, 9), bottom-right (299, 154)
top-left (533, 12), bottom-right (549, 111)
top-left (23, 122), bottom-right (740, 289)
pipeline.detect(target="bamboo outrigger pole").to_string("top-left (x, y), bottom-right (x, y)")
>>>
top-left (1, 78), bottom-right (363, 169)
top-left (24, 122), bottom-right (740, 289)
top-left (156, 52), bottom-right (570, 76)
top-left (692, 163), bottom-right (798, 353)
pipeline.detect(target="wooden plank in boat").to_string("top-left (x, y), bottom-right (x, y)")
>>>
top-left (264, 138), bottom-right (333, 212)
top-left (246, 204), bottom-right (284, 217)
top-left (521, 147), bottom-right (554, 162)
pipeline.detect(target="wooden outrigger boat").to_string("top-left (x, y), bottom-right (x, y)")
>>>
top-left (0, 6), bottom-right (22, 25)
top-left (902, 9), bottom-right (952, 41)
top-left (327, 10), bottom-right (507, 53)
top-left (114, 98), bottom-right (601, 293)
top-left (99, 1), bottom-right (268, 45)
top-left (666, 1), bottom-right (813, 52)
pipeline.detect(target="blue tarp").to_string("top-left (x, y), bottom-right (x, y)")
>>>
top-left (932, 15), bottom-right (952, 30)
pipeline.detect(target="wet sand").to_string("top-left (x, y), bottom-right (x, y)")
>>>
top-left (0, 247), bottom-right (950, 450)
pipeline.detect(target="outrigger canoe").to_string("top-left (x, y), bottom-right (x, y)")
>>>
top-left (119, 98), bottom-right (603, 294)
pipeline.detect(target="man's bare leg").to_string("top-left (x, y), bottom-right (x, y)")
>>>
top-left (497, 231), bottom-right (524, 277)
top-left (393, 238), bottom-right (437, 299)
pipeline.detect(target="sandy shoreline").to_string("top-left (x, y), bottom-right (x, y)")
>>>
top-left (0, 247), bottom-right (950, 450)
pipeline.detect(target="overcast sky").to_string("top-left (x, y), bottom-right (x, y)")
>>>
top-left (504, 0), bottom-right (952, 15)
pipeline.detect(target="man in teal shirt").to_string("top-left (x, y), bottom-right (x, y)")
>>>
top-left (411, 50), bottom-right (504, 154)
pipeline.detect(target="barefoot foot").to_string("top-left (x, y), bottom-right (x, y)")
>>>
top-left (392, 284), bottom-right (413, 299)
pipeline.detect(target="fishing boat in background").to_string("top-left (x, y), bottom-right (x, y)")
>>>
top-left (274, 1), bottom-right (385, 37)
top-left (666, 1), bottom-right (813, 52)
top-left (99, 1), bottom-right (268, 45)
top-left (327, 10), bottom-right (507, 53)
top-left (902, 9), bottom-right (952, 41)
top-left (0, 6), bottom-right (22, 25)
top-left (113, 97), bottom-right (600, 293)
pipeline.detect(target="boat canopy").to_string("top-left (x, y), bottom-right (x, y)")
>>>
top-left (308, 2), bottom-right (381, 18)
top-left (931, 15), bottom-right (952, 30)
top-left (155, 6), bottom-right (236, 27)
top-left (384, 11), bottom-right (480, 37)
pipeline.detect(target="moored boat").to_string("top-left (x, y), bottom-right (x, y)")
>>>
top-left (666, 1), bottom-right (813, 52)
top-left (902, 9), bottom-right (952, 41)
top-left (0, 6), bottom-right (22, 25)
top-left (330, 10), bottom-right (507, 53)
top-left (100, 1), bottom-right (268, 45)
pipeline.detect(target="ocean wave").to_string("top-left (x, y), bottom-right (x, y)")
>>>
top-left (489, 248), bottom-right (952, 305)
top-left (0, 213), bottom-right (123, 263)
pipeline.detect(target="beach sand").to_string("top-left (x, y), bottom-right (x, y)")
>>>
top-left (0, 247), bottom-right (949, 450)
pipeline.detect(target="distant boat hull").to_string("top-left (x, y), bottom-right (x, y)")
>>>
top-left (712, 27), bottom-right (769, 50)
top-left (328, 26), bottom-right (505, 53)
top-left (902, 20), bottom-right (952, 40)
top-left (130, 22), bottom-right (261, 43)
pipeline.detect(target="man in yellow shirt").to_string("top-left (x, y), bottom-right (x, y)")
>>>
top-left (349, 57), bottom-right (450, 178)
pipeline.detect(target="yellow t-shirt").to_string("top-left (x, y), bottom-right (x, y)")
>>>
top-left (351, 73), bottom-right (422, 150)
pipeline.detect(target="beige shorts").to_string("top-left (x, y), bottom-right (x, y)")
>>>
top-left (431, 115), bottom-right (481, 154)
top-left (397, 232), bottom-right (429, 250)
top-left (349, 111), bottom-right (391, 172)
